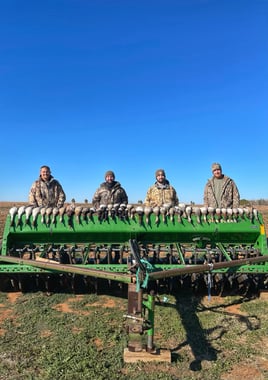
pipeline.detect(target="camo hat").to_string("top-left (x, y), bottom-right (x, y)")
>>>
top-left (211, 163), bottom-right (222, 172)
top-left (155, 169), bottom-right (166, 178)
top-left (105, 170), bottom-right (115, 179)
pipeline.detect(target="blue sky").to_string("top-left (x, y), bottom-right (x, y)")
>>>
top-left (0, 0), bottom-right (267, 204)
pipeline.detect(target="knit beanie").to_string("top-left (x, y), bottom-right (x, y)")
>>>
top-left (211, 163), bottom-right (222, 172)
top-left (105, 170), bottom-right (115, 179)
top-left (155, 169), bottom-right (166, 178)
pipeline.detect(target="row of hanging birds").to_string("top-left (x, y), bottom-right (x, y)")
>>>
top-left (8, 203), bottom-right (260, 228)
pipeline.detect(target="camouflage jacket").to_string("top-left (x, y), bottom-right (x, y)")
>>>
top-left (144, 181), bottom-right (179, 208)
top-left (92, 181), bottom-right (128, 209)
top-left (203, 175), bottom-right (240, 208)
top-left (29, 176), bottom-right (66, 208)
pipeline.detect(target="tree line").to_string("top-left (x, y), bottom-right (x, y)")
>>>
top-left (70, 198), bottom-right (268, 206)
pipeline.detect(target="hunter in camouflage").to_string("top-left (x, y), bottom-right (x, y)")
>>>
top-left (203, 163), bottom-right (240, 208)
top-left (29, 165), bottom-right (66, 208)
top-left (144, 169), bottom-right (179, 208)
top-left (92, 170), bottom-right (128, 209)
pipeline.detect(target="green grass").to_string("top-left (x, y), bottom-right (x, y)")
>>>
top-left (0, 287), bottom-right (267, 380)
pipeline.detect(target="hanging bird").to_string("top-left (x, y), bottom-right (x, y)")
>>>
top-left (208, 207), bottom-right (215, 223)
top-left (160, 206), bottom-right (168, 224)
top-left (162, 203), bottom-right (171, 222)
top-left (221, 208), bottom-right (227, 222)
top-left (45, 207), bottom-right (53, 226)
top-left (243, 207), bottom-right (250, 220)
top-left (107, 204), bottom-right (113, 217)
top-left (97, 204), bottom-right (106, 222)
top-left (40, 207), bottom-right (47, 224)
top-left (66, 205), bottom-right (75, 228)
top-left (74, 206), bottom-right (83, 224)
top-left (232, 208), bottom-right (238, 223)
top-left (109, 205), bottom-right (116, 220)
top-left (185, 206), bottom-right (192, 223)
top-left (226, 208), bottom-right (233, 222)
top-left (200, 207), bottom-right (208, 223)
top-left (59, 206), bottom-right (66, 224)
top-left (215, 208), bottom-right (221, 223)
top-left (113, 203), bottom-right (120, 217)
top-left (103, 205), bottom-right (109, 221)
top-left (193, 207), bottom-right (201, 224)
top-left (88, 207), bottom-right (95, 221)
top-left (178, 203), bottom-right (186, 218)
top-left (24, 205), bottom-right (34, 226)
top-left (252, 208), bottom-right (260, 223)
top-left (126, 204), bottom-right (133, 219)
top-left (130, 206), bottom-right (136, 220)
top-left (169, 207), bottom-right (175, 223)
top-left (9, 206), bottom-right (18, 227)
top-left (51, 207), bottom-right (59, 225)
top-left (163, 202), bottom-right (172, 209)
top-left (119, 203), bottom-right (127, 220)
top-left (17, 205), bottom-right (26, 226)
top-left (153, 206), bottom-right (160, 224)
top-left (32, 207), bottom-right (41, 227)
top-left (144, 206), bottom-right (152, 224)
top-left (175, 206), bottom-right (183, 223)
top-left (136, 205), bottom-right (144, 225)
top-left (238, 207), bottom-right (244, 220)
top-left (81, 207), bottom-right (89, 221)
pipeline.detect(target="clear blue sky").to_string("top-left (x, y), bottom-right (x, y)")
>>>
top-left (0, 0), bottom-right (267, 204)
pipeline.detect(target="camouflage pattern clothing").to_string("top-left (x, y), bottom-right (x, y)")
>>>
top-left (144, 180), bottom-right (179, 208)
top-left (92, 181), bottom-right (128, 209)
top-left (29, 176), bottom-right (66, 208)
top-left (203, 175), bottom-right (240, 208)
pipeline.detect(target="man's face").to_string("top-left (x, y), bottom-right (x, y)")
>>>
top-left (40, 168), bottom-right (51, 181)
top-left (213, 168), bottom-right (222, 179)
top-left (156, 172), bottom-right (165, 183)
top-left (106, 174), bottom-right (114, 183)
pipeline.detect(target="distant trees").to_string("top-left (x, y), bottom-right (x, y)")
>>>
top-left (251, 199), bottom-right (268, 205)
top-left (241, 199), bottom-right (268, 206)
top-left (240, 199), bottom-right (249, 206)
top-left (66, 198), bottom-right (268, 206)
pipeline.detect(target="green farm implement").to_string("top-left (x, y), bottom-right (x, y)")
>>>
top-left (1, 204), bottom-right (268, 361)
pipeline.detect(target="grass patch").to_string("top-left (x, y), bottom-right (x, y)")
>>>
top-left (0, 289), bottom-right (267, 379)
